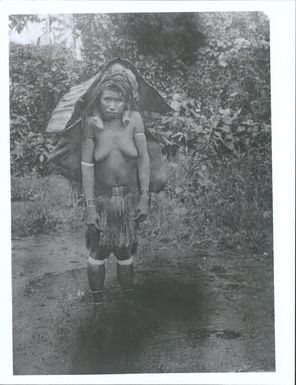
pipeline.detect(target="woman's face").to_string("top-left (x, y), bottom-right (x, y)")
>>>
top-left (99, 88), bottom-right (126, 121)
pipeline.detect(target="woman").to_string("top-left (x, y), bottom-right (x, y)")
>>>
top-left (81, 68), bottom-right (150, 314)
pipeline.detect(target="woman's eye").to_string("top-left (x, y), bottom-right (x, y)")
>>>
top-left (106, 98), bottom-right (121, 102)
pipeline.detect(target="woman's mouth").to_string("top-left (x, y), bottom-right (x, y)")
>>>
top-left (105, 111), bottom-right (119, 120)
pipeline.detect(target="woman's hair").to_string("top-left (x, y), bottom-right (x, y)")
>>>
top-left (99, 82), bottom-right (131, 104)
top-left (97, 68), bottom-right (139, 109)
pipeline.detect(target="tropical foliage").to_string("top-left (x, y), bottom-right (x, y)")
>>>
top-left (9, 12), bottom-right (272, 253)
top-left (9, 43), bottom-right (82, 175)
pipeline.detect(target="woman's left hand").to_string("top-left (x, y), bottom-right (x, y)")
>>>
top-left (132, 196), bottom-right (149, 222)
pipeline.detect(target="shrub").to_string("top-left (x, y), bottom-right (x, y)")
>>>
top-left (11, 201), bottom-right (58, 237)
top-left (111, 13), bottom-right (205, 60)
top-left (162, 151), bottom-right (273, 253)
top-left (10, 43), bottom-right (82, 176)
top-left (9, 13), bottom-right (272, 255)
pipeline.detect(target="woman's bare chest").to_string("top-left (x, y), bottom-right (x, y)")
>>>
top-left (94, 125), bottom-right (138, 160)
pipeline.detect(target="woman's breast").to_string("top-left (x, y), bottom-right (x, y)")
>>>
top-left (94, 131), bottom-right (138, 161)
top-left (118, 138), bottom-right (138, 158)
top-left (94, 154), bottom-right (138, 187)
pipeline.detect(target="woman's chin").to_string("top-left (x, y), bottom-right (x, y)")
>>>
top-left (104, 113), bottom-right (120, 121)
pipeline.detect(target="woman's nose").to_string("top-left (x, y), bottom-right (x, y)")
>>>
top-left (108, 101), bottom-right (116, 110)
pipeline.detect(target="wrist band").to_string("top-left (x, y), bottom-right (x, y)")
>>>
top-left (86, 198), bottom-right (96, 207)
top-left (140, 188), bottom-right (149, 194)
top-left (140, 188), bottom-right (150, 198)
top-left (81, 161), bottom-right (94, 167)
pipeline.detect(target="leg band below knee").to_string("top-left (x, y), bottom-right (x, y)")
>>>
top-left (116, 257), bottom-right (133, 266)
top-left (88, 256), bottom-right (105, 265)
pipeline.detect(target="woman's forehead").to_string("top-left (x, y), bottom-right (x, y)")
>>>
top-left (101, 88), bottom-right (124, 99)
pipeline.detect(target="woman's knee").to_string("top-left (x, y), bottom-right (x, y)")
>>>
top-left (89, 248), bottom-right (106, 261)
top-left (114, 246), bottom-right (131, 261)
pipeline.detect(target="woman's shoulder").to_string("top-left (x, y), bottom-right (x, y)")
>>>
top-left (127, 110), bottom-right (144, 131)
top-left (129, 110), bottom-right (142, 120)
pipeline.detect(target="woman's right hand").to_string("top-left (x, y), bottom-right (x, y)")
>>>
top-left (86, 206), bottom-right (101, 231)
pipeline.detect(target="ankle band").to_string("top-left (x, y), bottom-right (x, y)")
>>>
top-left (94, 301), bottom-right (104, 306)
top-left (91, 290), bottom-right (103, 294)
top-left (122, 288), bottom-right (134, 294)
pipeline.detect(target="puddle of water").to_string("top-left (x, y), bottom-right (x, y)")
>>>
top-left (210, 265), bottom-right (226, 274)
top-left (225, 283), bottom-right (243, 290)
top-left (23, 268), bottom-right (89, 301)
top-left (187, 328), bottom-right (212, 341)
top-left (215, 329), bottom-right (242, 339)
top-left (187, 327), bottom-right (243, 343)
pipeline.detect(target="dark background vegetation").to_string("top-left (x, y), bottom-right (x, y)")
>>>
top-left (9, 12), bottom-right (272, 254)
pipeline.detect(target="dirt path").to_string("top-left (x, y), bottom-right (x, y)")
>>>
top-left (12, 232), bottom-right (274, 374)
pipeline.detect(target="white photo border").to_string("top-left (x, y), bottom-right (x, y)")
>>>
top-left (1, 1), bottom-right (295, 384)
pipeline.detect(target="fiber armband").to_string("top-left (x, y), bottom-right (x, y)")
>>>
top-left (81, 161), bottom-right (94, 167)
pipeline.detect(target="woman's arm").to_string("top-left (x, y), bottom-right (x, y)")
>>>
top-left (81, 134), bottom-right (100, 230)
top-left (81, 136), bottom-right (95, 202)
top-left (133, 112), bottom-right (150, 222)
top-left (133, 112), bottom-right (150, 193)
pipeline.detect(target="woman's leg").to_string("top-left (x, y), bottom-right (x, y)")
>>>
top-left (114, 246), bottom-right (134, 294)
top-left (86, 226), bottom-right (108, 306)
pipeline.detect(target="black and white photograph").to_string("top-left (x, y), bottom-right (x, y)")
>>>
top-left (0, 1), bottom-right (294, 384)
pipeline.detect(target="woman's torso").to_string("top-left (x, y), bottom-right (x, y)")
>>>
top-left (93, 119), bottom-right (139, 194)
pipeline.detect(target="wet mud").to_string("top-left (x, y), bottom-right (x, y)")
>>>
top-left (12, 233), bottom-right (275, 374)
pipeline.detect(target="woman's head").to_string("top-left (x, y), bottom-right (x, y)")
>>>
top-left (98, 86), bottom-right (127, 121)
top-left (87, 64), bottom-right (140, 124)
top-left (99, 68), bottom-right (139, 105)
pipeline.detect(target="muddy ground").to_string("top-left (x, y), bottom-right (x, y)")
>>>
top-left (12, 232), bottom-right (274, 375)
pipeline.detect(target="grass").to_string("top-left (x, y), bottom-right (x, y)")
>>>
top-left (143, 152), bottom-right (273, 255)
top-left (11, 175), bottom-right (85, 237)
top-left (11, 153), bottom-right (273, 256)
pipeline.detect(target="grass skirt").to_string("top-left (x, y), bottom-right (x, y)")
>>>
top-left (86, 186), bottom-right (138, 254)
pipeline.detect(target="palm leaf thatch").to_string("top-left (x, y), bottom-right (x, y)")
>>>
top-left (46, 57), bottom-right (172, 134)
